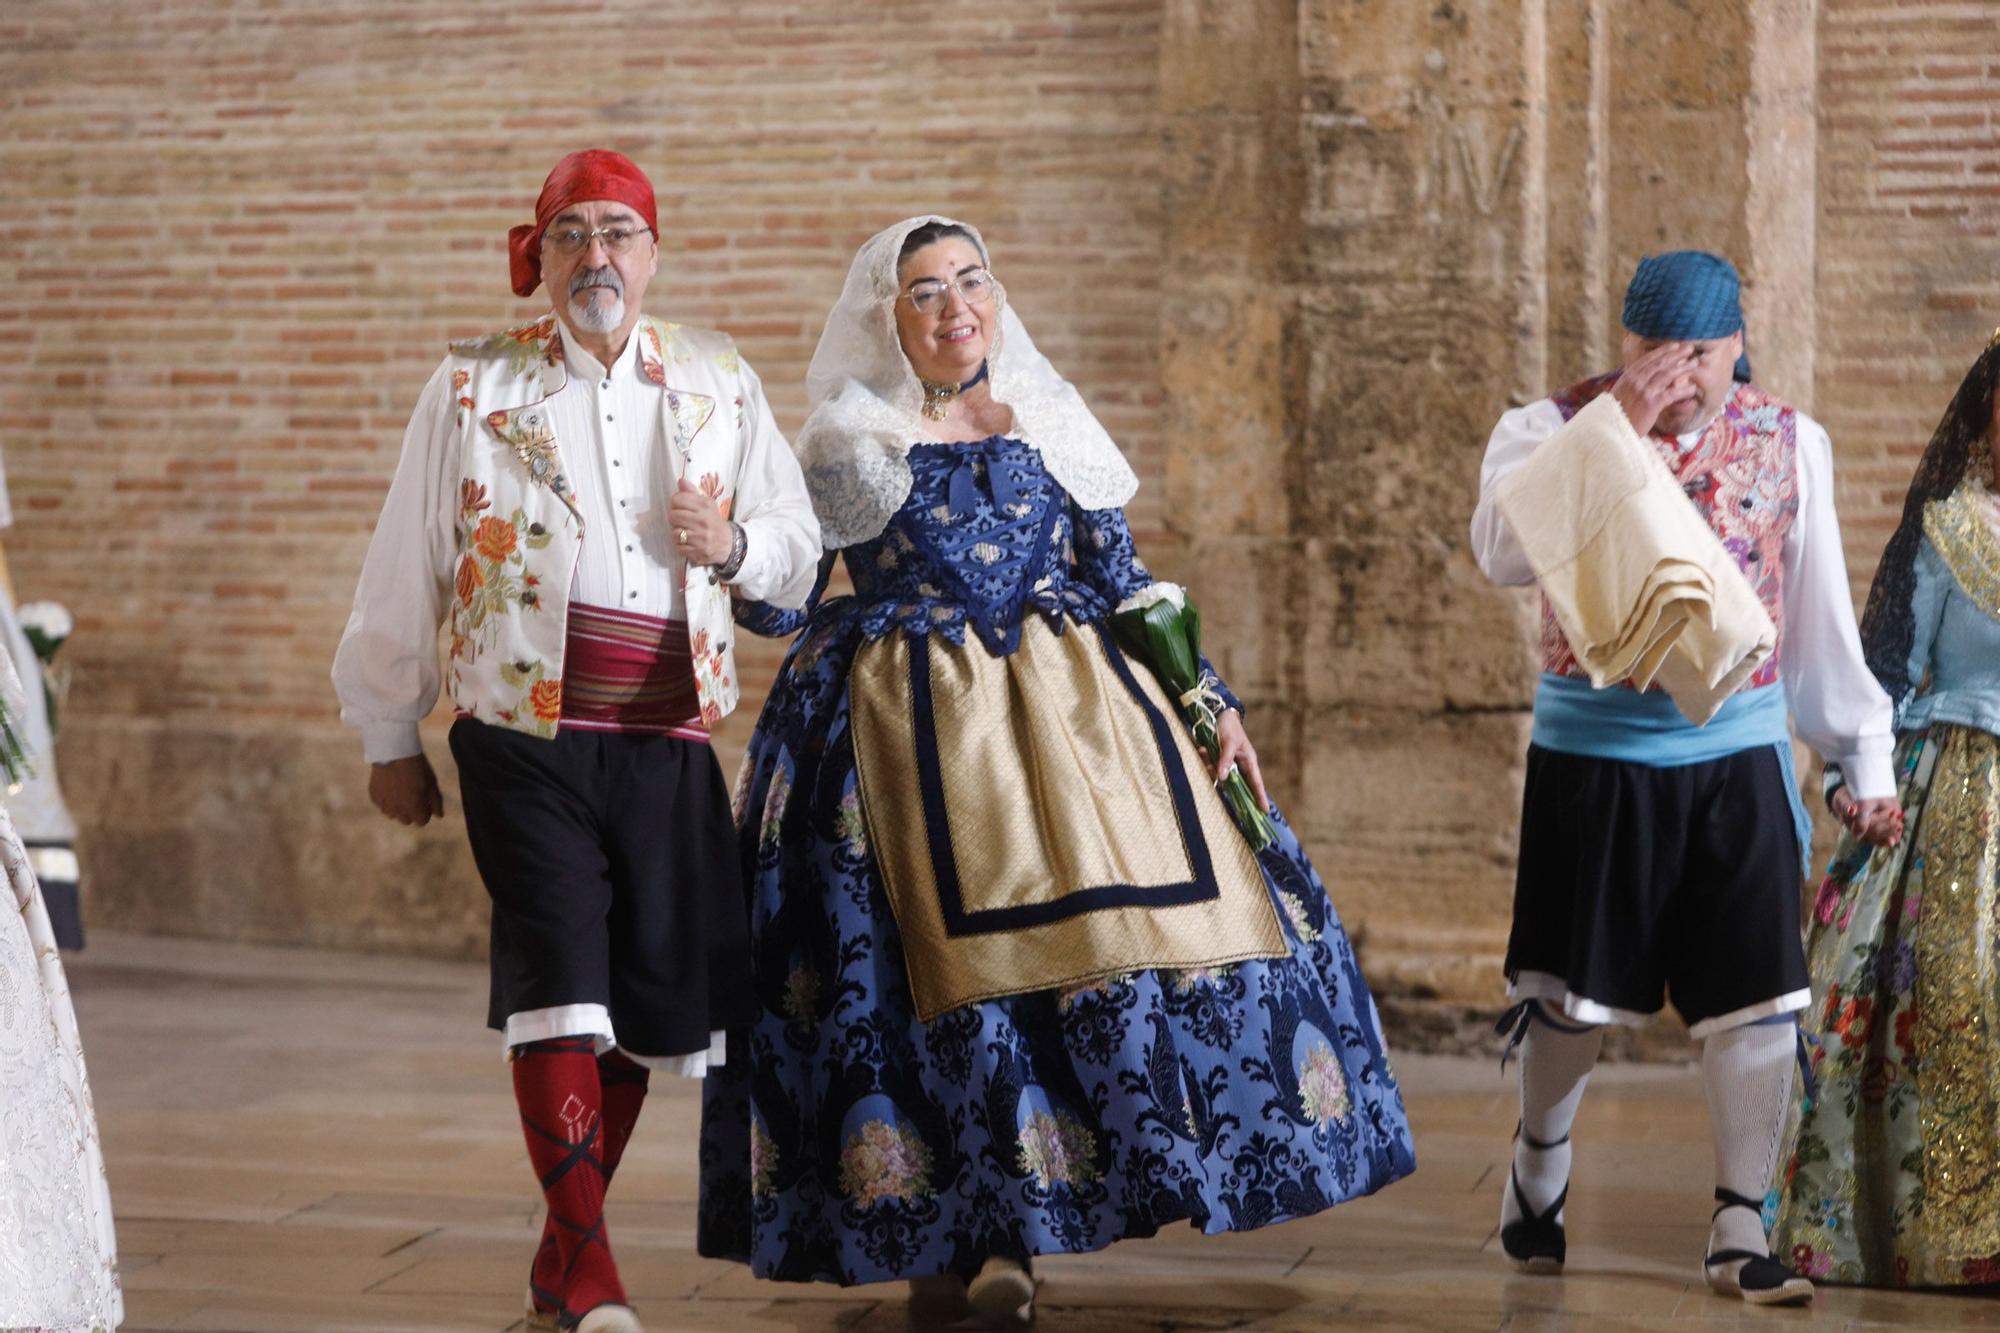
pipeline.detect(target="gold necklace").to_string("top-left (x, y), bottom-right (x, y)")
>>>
top-left (919, 377), bottom-right (957, 421)
top-left (917, 361), bottom-right (991, 422)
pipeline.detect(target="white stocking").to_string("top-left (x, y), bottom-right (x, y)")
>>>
top-left (1503, 1003), bottom-right (1604, 1227)
top-left (1700, 1018), bottom-right (1795, 1272)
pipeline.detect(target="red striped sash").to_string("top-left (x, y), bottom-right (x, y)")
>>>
top-left (558, 603), bottom-right (709, 741)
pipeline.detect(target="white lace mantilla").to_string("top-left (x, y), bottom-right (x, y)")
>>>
top-left (0, 652), bottom-right (122, 1333)
top-left (797, 214), bottom-right (1138, 548)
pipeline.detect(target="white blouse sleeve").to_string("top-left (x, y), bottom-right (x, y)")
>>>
top-left (1470, 399), bottom-right (1568, 587)
top-left (1782, 412), bottom-right (1896, 800)
top-left (330, 359), bottom-right (460, 765)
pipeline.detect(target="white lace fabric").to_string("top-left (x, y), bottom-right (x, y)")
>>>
top-left (797, 214), bottom-right (1139, 549)
top-left (0, 653), bottom-right (122, 1331)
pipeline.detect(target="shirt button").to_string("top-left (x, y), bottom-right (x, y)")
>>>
top-left (606, 413), bottom-right (614, 422)
top-left (625, 544), bottom-right (634, 552)
top-left (628, 590), bottom-right (638, 599)
top-left (619, 500), bottom-right (627, 508)
top-left (601, 380), bottom-right (610, 389)
top-left (612, 459), bottom-right (621, 467)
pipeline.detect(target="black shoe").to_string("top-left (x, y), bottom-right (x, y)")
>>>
top-left (1499, 1125), bottom-right (1568, 1275)
top-left (1703, 1187), bottom-right (1812, 1306)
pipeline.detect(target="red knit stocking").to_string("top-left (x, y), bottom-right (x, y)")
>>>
top-left (524, 1045), bottom-right (651, 1315)
top-left (514, 1036), bottom-right (624, 1317)
top-left (598, 1049), bottom-right (652, 1176)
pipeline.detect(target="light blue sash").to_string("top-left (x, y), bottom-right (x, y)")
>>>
top-left (1530, 673), bottom-right (1811, 871)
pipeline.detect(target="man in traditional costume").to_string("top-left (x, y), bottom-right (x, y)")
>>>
top-left (1470, 251), bottom-right (1900, 1306)
top-left (332, 149), bottom-right (820, 1333)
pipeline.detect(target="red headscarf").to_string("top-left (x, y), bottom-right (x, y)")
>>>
top-left (507, 149), bottom-right (658, 298)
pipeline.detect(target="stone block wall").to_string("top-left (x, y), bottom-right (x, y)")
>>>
top-left (1165, 0), bottom-right (1998, 1044)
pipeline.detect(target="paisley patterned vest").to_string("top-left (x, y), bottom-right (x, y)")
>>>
top-left (1542, 373), bottom-right (1800, 690)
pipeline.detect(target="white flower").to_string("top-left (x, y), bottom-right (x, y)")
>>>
top-left (16, 602), bottom-right (72, 641)
top-left (1113, 582), bottom-right (1185, 616)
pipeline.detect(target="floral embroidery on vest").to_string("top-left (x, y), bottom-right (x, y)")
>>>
top-left (698, 472), bottom-right (734, 520)
top-left (640, 321), bottom-right (667, 386)
top-left (668, 389), bottom-right (715, 457)
top-left (442, 315), bottom-right (748, 739)
top-left (484, 404), bottom-right (581, 522)
top-left (454, 312), bottom-right (565, 378)
top-left (1542, 373), bottom-right (1799, 690)
top-left (454, 480), bottom-right (557, 639)
top-left (441, 317), bottom-right (584, 738)
top-left (690, 626), bottom-right (730, 728)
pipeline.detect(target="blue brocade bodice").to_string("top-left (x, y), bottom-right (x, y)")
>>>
top-left (743, 437), bottom-right (1160, 658)
top-left (846, 437), bottom-right (1122, 655)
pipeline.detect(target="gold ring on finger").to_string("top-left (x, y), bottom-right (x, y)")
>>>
top-left (676, 528), bottom-right (690, 545)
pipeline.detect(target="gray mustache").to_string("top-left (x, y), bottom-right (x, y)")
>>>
top-left (570, 265), bottom-right (623, 297)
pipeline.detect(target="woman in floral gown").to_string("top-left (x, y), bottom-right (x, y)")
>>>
top-left (1771, 331), bottom-right (2000, 1287)
top-left (696, 217), bottom-right (1413, 1320)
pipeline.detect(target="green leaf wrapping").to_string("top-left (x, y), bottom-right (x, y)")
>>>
top-left (0, 695), bottom-right (33, 790)
top-left (1109, 597), bottom-right (1275, 852)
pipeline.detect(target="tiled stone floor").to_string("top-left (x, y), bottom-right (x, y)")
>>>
top-left (62, 931), bottom-right (2000, 1332)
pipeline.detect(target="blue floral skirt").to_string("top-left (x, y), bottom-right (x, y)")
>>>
top-left (695, 607), bottom-right (1416, 1285)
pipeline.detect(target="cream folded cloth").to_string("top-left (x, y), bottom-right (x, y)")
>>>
top-left (1495, 393), bottom-right (1775, 725)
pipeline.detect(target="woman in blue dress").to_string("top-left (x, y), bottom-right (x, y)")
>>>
top-left (696, 216), bottom-right (1413, 1323)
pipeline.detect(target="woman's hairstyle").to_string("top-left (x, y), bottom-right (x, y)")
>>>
top-left (896, 221), bottom-right (980, 267)
top-left (1859, 333), bottom-right (2000, 706)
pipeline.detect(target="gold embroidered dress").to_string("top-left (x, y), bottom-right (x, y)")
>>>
top-left (1772, 474), bottom-right (2000, 1286)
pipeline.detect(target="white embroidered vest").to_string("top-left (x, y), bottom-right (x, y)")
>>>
top-left (443, 314), bottom-right (743, 738)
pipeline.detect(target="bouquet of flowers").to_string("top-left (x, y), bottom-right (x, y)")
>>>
top-left (17, 601), bottom-right (73, 736)
top-left (1110, 582), bottom-right (1275, 852)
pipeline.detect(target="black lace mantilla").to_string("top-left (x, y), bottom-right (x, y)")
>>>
top-left (1861, 336), bottom-right (2000, 710)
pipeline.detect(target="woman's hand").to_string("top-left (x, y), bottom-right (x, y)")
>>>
top-left (1200, 710), bottom-right (1270, 813)
top-left (1831, 785), bottom-right (1904, 848)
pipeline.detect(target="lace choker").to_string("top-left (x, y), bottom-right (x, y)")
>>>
top-left (919, 361), bottom-right (990, 421)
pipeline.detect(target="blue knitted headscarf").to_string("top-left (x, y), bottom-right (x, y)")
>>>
top-left (1622, 250), bottom-right (1753, 383)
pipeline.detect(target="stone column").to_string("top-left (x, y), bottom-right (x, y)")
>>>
top-left (1156, 0), bottom-right (1308, 773)
top-left (1158, 0), bottom-right (1820, 1047)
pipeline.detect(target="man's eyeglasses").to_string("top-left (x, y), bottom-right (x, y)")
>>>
top-left (902, 269), bottom-right (998, 317)
top-left (544, 224), bottom-right (654, 256)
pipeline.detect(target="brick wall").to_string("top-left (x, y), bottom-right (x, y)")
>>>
top-left (7, 0), bottom-right (1999, 1027)
top-left (1817, 1), bottom-right (2000, 584)
top-left (0, 0), bottom-right (1169, 951)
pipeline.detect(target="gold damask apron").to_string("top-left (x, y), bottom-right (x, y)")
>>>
top-left (848, 615), bottom-right (1286, 1020)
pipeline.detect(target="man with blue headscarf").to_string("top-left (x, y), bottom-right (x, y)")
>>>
top-left (1469, 251), bottom-right (1900, 1306)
